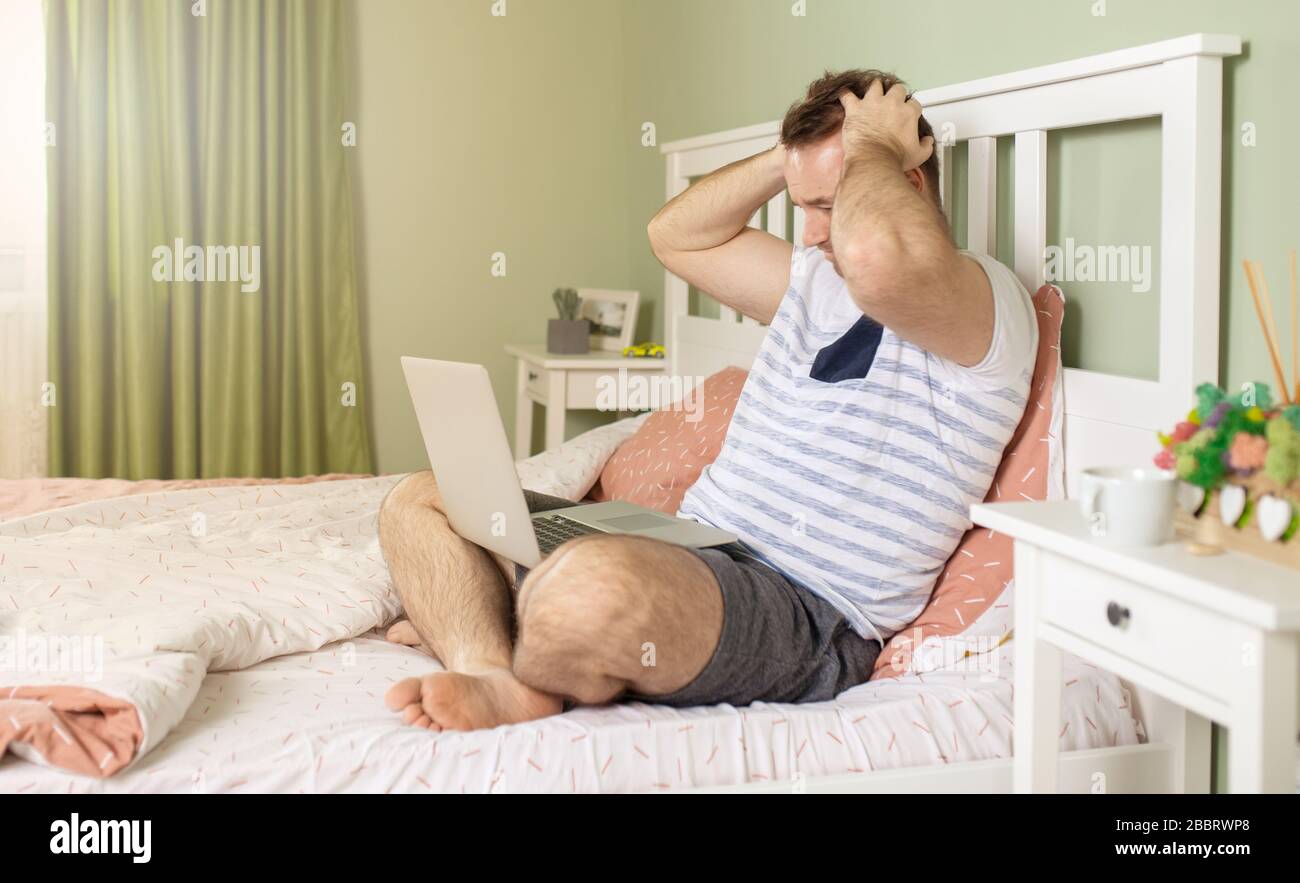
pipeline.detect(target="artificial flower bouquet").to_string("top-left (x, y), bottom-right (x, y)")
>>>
top-left (1156, 382), bottom-right (1300, 564)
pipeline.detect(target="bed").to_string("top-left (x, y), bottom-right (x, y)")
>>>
top-left (0, 626), bottom-right (1140, 794)
top-left (0, 33), bottom-right (1239, 793)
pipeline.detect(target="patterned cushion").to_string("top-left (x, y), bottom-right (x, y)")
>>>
top-left (871, 284), bottom-right (1066, 678)
top-left (590, 367), bottom-right (747, 514)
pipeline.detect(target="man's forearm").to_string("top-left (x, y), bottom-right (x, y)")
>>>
top-left (830, 143), bottom-right (993, 366)
top-left (648, 146), bottom-right (786, 254)
top-left (646, 145), bottom-right (793, 324)
top-left (830, 145), bottom-right (953, 306)
top-left (827, 84), bottom-right (994, 366)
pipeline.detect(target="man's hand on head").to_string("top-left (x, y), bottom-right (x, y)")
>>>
top-left (838, 81), bottom-right (934, 172)
top-left (830, 78), bottom-right (994, 368)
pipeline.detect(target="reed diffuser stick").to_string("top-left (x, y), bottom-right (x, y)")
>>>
top-left (1243, 259), bottom-right (1292, 405)
top-left (1290, 248), bottom-right (1297, 403)
top-left (1254, 261), bottom-right (1291, 405)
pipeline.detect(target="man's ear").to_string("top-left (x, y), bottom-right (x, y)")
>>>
top-left (904, 167), bottom-right (925, 195)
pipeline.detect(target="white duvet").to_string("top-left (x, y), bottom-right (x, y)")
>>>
top-left (0, 416), bottom-right (646, 775)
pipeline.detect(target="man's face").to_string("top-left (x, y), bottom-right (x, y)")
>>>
top-left (784, 129), bottom-right (931, 276)
top-left (783, 131), bottom-right (845, 273)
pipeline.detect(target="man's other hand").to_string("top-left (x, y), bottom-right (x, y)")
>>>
top-left (838, 81), bottom-right (934, 172)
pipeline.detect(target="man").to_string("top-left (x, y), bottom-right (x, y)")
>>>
top-left (379, 70), bottom-right (1036, 731)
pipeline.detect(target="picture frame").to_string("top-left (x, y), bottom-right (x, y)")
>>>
top-left (576, 288), bottom-right (639, 353)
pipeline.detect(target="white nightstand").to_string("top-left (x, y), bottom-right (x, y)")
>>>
top-left (505, 344), bottom-right (666, 459)
top-left (971, 500), bottom-right (1300, 794)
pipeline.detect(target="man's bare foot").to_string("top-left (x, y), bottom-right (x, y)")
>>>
top-left (386, 620), bottom-right (443, 661)
top-left (385, 620), bottom-right (428, 651)
top-left (385, 668), bottom-right (563, 731)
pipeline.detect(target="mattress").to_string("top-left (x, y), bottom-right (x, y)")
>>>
top-left (0, 630), bottom-right (1142, 793)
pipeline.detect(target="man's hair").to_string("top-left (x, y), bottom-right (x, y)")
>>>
top-left (780, 69), bottom-right (943, 209)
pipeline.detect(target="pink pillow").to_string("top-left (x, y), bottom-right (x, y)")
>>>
top-left (872, 284), bottom-right (1066, 678)
top-left (590, 367), bottom-right (747, 514)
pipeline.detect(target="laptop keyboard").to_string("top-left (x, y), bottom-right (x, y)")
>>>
top-left (533, 514), bottom-right (600, 555)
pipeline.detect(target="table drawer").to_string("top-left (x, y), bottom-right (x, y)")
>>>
top-left (524, 365), bottom-right (549, 402)
top-left (1039, 552), bottom-right (1241, 703)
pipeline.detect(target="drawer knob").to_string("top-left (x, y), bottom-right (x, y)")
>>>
top-left (528, 371), bottom-right (539, 381)
top-left (1106, 601), bottom-right (1130, 628)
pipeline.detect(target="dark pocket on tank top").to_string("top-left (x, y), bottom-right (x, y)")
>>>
top-left (809, 315), bottom-right (883, 383)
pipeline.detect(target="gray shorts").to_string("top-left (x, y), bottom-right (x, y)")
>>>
top-left (520, 491), bottom-right (880, 707)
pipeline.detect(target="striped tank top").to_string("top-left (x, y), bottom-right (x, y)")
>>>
top-left (679, 247), bottom-right (1037, 644)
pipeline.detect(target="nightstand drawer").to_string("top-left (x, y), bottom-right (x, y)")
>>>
top-left (524, 366), bottom-right (548, 402)
top-left (1039, 552), bottom-right (1240, 703)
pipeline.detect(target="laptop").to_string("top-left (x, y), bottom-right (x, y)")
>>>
top-left (401, 356), bottom-right (737, 569)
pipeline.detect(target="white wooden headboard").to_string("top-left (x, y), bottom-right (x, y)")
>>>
top-left (660, 33), bottom-right (1242, 494)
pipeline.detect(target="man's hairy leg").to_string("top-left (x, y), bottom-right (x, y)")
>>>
top-left (378, 471), bottom-right (561, 731)
top-left (512, 534), bottom-right (724, 704)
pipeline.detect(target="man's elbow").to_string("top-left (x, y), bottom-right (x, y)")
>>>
top-left (646, 213), bottom-right (677, 265)
top-left (836, 230), bottom-right (911, 306)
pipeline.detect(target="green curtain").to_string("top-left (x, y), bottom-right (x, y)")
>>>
top-left (45, 0), bottom-right (373, 478)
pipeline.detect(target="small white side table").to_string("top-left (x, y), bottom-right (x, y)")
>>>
top-left (971, 500), bottom-right (1300, 794)
top-left (505, 344), bottom-right (666, 459)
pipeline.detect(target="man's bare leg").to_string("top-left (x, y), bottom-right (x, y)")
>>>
top-left (512, 534), bottom-right (724, 703)
top-left (378, 471), bottom-right (561, 730)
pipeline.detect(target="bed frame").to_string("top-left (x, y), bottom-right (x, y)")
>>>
top-left (663, 34), bottom-right (1243, 794)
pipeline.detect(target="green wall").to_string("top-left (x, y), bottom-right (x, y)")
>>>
top-left (352, 0), bottom-right (1300, 468)
top-left (614, 0), bottom-right (1300, 794)
top-left (349, 0), bottom-right (1299, 790)
top-left (618, 0), bottom-right (1299, 394)
top-left (347, 0), bottom-right (633, 473)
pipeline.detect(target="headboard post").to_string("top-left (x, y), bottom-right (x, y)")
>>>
top-left (967, 137), bottom-right (998, 257)
top-left (937, 143), bottom-right (955, 225)
top-left (1013, 130), bottom-right (1048, 295)
top-left (1158, 52), bottom-right (1225, 416)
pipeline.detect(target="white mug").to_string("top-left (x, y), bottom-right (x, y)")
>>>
top-left (1078, 466), bottom-right (1178, 547)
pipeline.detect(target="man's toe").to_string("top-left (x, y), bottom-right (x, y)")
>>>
top-left (386, 620), bottom-right (422, 646)
top-left (385, 677), bottom-right (422, 711)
